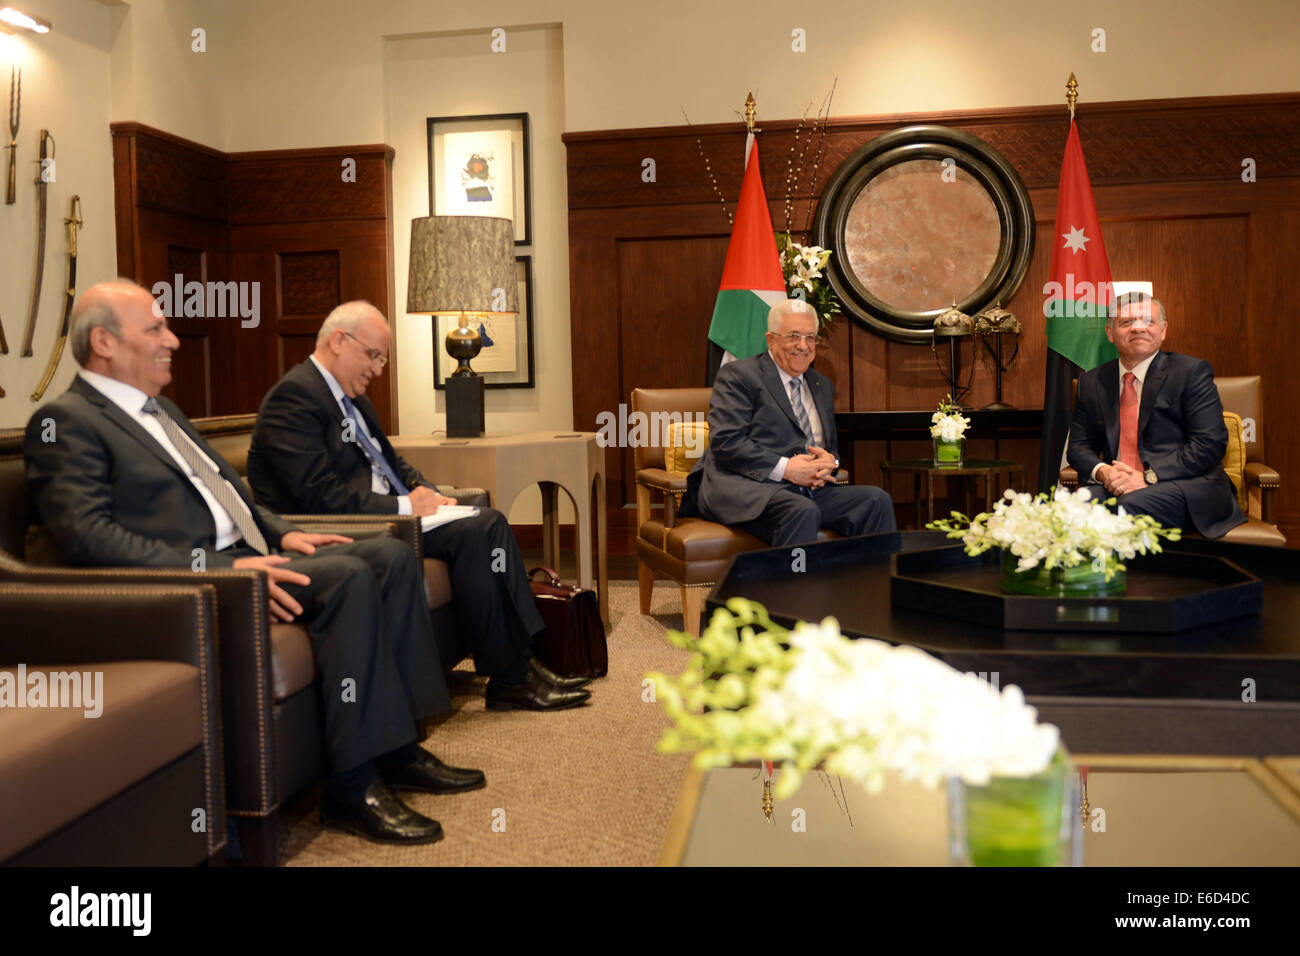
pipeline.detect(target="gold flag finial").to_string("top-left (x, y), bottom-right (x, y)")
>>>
top-left (1066, 73), bottom-right (1078, 120)
top-left (744, 92), bottom-right (759, 133)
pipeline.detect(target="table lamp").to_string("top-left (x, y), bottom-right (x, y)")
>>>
top-left (407, 215), bottom-right (517, 437)
top-left (932, 303), bottom-right (975, 407)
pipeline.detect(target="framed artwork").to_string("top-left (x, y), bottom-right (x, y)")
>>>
top-left (812, 125), bottom-right (1035, 344)
top-left (427, 112), bottom-right (532, 245)
top-left (433, 255), bottom-right (536, 389)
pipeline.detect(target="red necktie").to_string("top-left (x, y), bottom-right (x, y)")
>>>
top-left (1118, 371), bottom-right (1141, 471)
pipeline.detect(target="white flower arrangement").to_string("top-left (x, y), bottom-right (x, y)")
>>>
top-left (648, 600), bottom-right (1059, 799)
top-left (783, 242), bottom-right (829, 295)
top-left (929, 487), bottom-right (1181, 577)
top-left (775, 233), bottom-right (839, 329)
top-left (930, 394), bottom-right (970, 442)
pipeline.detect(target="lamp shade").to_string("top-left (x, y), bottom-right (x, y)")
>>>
top-left (407, 215), bottom-right (518, 315)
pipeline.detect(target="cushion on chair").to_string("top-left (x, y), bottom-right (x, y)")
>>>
top-left (0, 661), bottom-right (201, 861)
top-left (1221, 412), bottom-right (1248, 512)
top-left (269, 624), bottom-right (316, 701)
top-left (665, 421), bottom-right (709, 477)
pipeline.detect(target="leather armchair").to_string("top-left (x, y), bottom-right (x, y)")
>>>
top-left (632, 387), bottom-right (842, 636)
top-left (1058, 374), bottom-right (1284, 546)
top-left (0, 578), bottom-right (225, 865)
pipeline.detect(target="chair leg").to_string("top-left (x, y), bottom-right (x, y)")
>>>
top-left (680, 586), bottom-right (704, 637)
top-left (233, 813), bottom-right (281, 867)
top-left (638, 562), bottom-right (654, 614)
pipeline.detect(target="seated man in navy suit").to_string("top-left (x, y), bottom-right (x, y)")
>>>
top-left (247, 301), bottom-right (591, 712)
top-left (686, 298), bottom-right (896, 546)
top-left (1068, 292), bottom-right (1245, 538)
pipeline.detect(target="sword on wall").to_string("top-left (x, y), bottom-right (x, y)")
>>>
top-left (5, 65), bottom-right (17, 205)
top-left (20, 129), bottom-right (55, 357)
top-left (32, 195), bottom-right (82, 403)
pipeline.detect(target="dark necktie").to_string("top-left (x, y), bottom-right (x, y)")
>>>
top-left (1118, 371), bottom-right (1141, 471)
top-left (142, 397), bottom-right (269, 554)
top-left (340, 394), bottom-right (411, 496)
top-left (789, 377), bottom-right (815, 447)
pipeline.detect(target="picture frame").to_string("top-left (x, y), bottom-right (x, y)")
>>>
top-left (433, 255), bottom-right (536, 390)
top-left (427, 112), bottom-right (532, 246)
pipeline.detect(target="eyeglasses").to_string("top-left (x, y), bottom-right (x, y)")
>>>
top-left (1112, 316), bottom-right (1160, 331)
top-left (344, 331), bottom-right (388, 367)
top-left (769, 331), bottom-right (824, 347)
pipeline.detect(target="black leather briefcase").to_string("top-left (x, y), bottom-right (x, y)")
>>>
top-left (528, 566), bottom-right (608, 679)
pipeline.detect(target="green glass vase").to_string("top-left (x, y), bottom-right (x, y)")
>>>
top-left (949, 749), bottom-right (1082, 867)
top-left (933, 436), bottom-right (963, 467)
top-left (999, 549), bottom-right (1126, 596)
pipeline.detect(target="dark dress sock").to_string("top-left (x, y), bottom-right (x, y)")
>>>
top-left (375, 741), bottom-right (423, 774)
top-left (326, 761), bottom-right (379, 802)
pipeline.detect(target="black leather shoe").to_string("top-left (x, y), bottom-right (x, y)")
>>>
top-left (320, 780), bottom-right (444, 845)
top-left (530, 657), bottom-right (593, 689)
top-left (486, 668), bottom-right (591, 711)
top-left (383, 751), bottom-right (486, 795)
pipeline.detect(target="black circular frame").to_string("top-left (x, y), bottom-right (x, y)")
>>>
top-left (812, 125), bottom-right (1035, 345)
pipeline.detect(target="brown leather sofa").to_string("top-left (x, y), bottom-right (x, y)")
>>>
top-left (0, 578), bottom-right (225, 865)
top-left (1059, 375), bottom-right (1285, 546)
top-left (632, 387), bottom-right (842, 636)
top-left (0, 414), bottom-right (476, 865)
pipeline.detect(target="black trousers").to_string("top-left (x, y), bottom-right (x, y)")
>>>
top-left (1081, 480), bottom-right (1193, 532)
top-left (733, 483), bottom-right (898, 548)
top-left (422, 506), bottom-right (545, 679)
top-left (232, 536), bottom-right (449, 774)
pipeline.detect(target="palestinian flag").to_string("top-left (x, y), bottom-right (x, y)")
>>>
top-left (706, 134), bottom-right (787, 378)
top-left (1037, 119), bottom-right (1118, 491)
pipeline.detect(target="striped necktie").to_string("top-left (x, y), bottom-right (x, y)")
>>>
top-left (789, 377), bottom-right (815, 447)
top-left (340, 394), bottom-right (410, 495)
top-left (142, 397), bottom-right (269, 554)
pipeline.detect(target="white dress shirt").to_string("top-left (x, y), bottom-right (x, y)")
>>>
top-left (1089, 351), bottom-right (1159, 481)
top-left (78, 369), bottom-right (254, 550)
top-left (767, 352), bottom-right (826, 482)
top-left (309, 355), bottom-right (411, 515)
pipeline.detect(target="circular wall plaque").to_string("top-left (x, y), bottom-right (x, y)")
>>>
top-left (813, 125), bottom-right (1035, 344)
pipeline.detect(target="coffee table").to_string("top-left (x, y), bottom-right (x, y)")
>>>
top-left (880, 458), bottom-right (1024, 528)
top-left (659, 755), bottom-right (1300, 866)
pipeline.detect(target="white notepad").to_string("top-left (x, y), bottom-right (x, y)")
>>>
top-left (420, 504), bottom-right (480, 532)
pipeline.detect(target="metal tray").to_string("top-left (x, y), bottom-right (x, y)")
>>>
top-left (890, 546), bottom-right (1262, 632)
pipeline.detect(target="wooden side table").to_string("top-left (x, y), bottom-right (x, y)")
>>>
top-left (880, 458), bottom-right (1024, 529)
top-left (391, 431), bottom-right (609, 625)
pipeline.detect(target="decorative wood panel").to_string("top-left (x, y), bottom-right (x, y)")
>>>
top-left (565, 93), bottom-right (1300, 539)
top-left (111, 124), bottom-right (399, 433)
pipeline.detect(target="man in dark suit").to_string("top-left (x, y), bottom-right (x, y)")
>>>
top-left (25, 280), bottom-right (487, 846)
top-left (1067, 292), bottom-right (1245, 538)
top-left (686, 298), bottom-right (896, 546)
top-left (246, 301), bottom-right (590, 711)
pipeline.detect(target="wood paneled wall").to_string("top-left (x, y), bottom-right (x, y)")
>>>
top-left (563, 93), bottom-right (1300, 541)
top-left (110, 124), bottom-right (398, 431)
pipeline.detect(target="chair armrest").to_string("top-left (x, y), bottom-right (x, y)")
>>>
top-left (1059, 467), bottom-right (1079, 490)
top-left (1, 564), bottom-right (277, 815)
top-left (1243, 462), bottom-right (1280, 489)
top-left (832, 469), bottom-right (849, 485)
top-left (636, 468), bottom-right (687, 494)
top-left (436, 486), bottom-right (491, 508)
top-left (1243, 462), bottom-right (1280, 523)
top-left (0, 581), bottom-right (227, 858)
top-left (281, 513), bottom-right (419, 564)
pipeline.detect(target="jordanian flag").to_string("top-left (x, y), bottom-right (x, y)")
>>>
top-left (706, 134), bottom-right (786, 371)
top-left (1037, 118), bottom-right (1118, 491)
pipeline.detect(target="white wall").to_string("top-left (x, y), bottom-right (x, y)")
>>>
top-left (386, 24), bottom-right (572, 520)
top-left (0, 0), bottom-right (117, 428)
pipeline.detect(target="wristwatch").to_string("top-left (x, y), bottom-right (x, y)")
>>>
top-left (1144, 465), bottom-right (1158, 485)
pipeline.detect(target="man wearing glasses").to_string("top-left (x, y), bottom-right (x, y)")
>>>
top-left (1067, 292), bottom-right (1245, 538)
top-left (248, 302), bottom-right (591, 712)
top-left (685, 298), bottom-right (896, 546)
